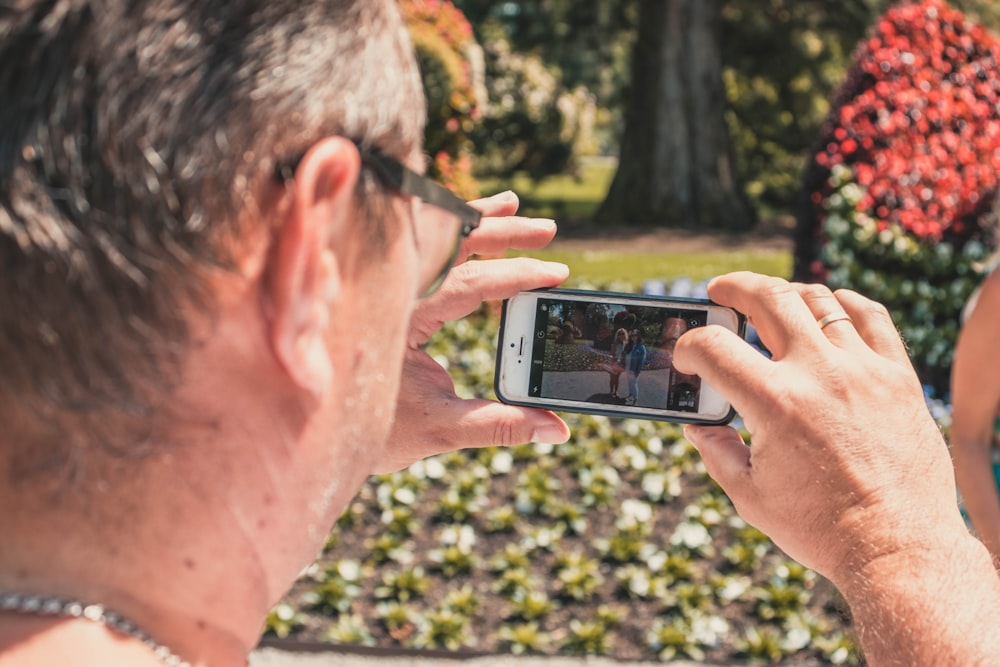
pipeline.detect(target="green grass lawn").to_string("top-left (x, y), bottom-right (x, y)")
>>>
top-left (485, 159), bottom-right (793, 285)
top-left (510, 248), bottom-right (792, 286)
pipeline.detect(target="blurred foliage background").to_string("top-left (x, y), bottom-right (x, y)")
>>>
top-left (404, 0), bottom-right (1000, 396)
top-left (410, 0), bottom-right (999, 216)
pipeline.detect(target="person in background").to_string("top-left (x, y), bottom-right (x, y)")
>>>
top-left (607, 327), bottom-right (628, 398)
top-left (951, 253), bottom-right (1000, 560)
top-left (623, 328), bottom-right (647, 405)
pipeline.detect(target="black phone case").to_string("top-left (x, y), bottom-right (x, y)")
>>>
top-left (494, 287), bottom-right (747, 426)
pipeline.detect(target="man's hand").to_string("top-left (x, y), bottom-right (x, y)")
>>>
top-left (673, 272), bottom-right (967, 583)
top-left (675, 273), bottom-right (1000, 665)
top-left (374, 191), bottom-right (570, 474)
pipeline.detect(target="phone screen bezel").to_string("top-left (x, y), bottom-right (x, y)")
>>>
top-left (495, 288), bottom-right (744, 425)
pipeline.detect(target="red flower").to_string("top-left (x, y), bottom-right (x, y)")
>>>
top-left (812, 0), bottom-right (1000, 242)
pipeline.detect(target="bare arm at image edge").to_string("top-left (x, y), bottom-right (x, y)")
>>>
top-left (952, 271), bottom-right (1000, 560)
top-left (838, 531), bottom-right (1000, 666)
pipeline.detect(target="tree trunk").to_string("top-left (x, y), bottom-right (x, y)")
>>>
top-left (596, 0), bottom-right (755, 230)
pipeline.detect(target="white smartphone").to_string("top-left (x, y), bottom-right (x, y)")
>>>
top-left (495, 288), bottom-right (745, 425)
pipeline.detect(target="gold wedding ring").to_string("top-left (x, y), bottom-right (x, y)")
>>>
top-left (816, 311), bottom-right (853, 330)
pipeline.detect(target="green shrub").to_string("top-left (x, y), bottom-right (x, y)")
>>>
top-left (402, 0), bottom-right (480, 198)
top-left (467, 22), bottom-right (598, 181)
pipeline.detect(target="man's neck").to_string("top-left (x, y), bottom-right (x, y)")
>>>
top-left (0, 611), bottom-right (249, 667)
top-left (0, 451), bottom-right (272, 667)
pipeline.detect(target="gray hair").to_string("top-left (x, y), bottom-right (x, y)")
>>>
top-left (0, 0), bottom-right (426, 477)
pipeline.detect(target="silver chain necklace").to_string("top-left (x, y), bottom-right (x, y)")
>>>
top-left (0, 591), bottom-right (191, 667)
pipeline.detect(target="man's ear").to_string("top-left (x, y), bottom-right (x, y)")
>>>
top-left (265, 136), bottom-right (360, 396)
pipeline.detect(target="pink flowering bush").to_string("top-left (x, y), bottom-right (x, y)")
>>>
top-left (402, 0), bottom-right (481, 199)
top-left (796, 0), bottom-right (1000, 391)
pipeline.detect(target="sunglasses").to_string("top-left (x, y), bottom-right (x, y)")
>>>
top-left (276, 141), bottom-right (482, 298)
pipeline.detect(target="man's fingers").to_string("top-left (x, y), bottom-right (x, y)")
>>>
top-left (446, 256), bottom-right (568, 301)
top-left (383, 399), bottom-right (569, 470)
top-left (834, 288), bottom-right (913, 367)
top-left (673, 322), bottom-right (777, 413)
top-left (706, 272), bottom-right (821, 360)
top-left (380, 403), bottom-right (569, 474)
top-left (468, 190), bottom-right (520, 218)
top-left (457, 402), bottom-right (570, 448)
top-left (410, 257), bottom-right (568, 346)
top-left (792, 283), bottom-right (868, 352)
top-left (684, 424), bottom-right (755, 504)
top-left (456, 191), bottom-right (558, 263)
top-left (458, 216), bottom-right (559, 261)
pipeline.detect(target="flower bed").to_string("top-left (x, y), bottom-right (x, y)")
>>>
top-left (266, 276), bottom-right (952, 665)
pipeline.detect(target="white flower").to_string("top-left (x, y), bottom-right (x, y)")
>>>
top-left (671, 521), bottom-right (711, 551)
top-left (392, 487), bottom-right (416, 506)
top-left (641, 472), bottom-right (665, 500)
top-left (521, 526), bottom-right (563, 550)
top-left (830, 647), bottom-right (851, 664)
top-left (690, 615), bottom-right (729, 646)
top-left (669, 440), bottom-right (690, 461)
top-left (337, 560), bottom-right (361, 582)
top-left (642, 547), bottom-right (667, 572)
top-left (618, 566), bottom-right (651, 597)
top-left (665, 472), bottom-right (682, 498)
top-left (621, 444), bottom-right (648, 471)
top-left (831, 163), bottom-right (852, 183)
top-left (490, 450), bottom-right (514, 474)
top-left (841, 182), bottom-right (863, 203)
top-left (620, 499), bottom-right (653, 526)
top-left (717, 576), bottom-right (751, 602)
top-left (376, 482), bottom-right (394, 506)
top-left (700, 508), bottom-right (722, 526)
top-left (424, 458), bottom-right (447, 480)
top-left (782, 627), bottom-right (812, 652)
top-left (440, 525), bottom-right (477, 551)
top-left (272, 603), bottom-right (297, 621)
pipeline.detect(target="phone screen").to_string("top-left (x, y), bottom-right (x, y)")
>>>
top-left (525, 296), bottom-right (710, 414)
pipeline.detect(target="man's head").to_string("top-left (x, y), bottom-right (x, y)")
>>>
top-left (0, 0), bottom-right (425, 480)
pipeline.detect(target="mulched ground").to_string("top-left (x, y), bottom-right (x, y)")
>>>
top-left (274, 422), bottom-right (859, 664)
